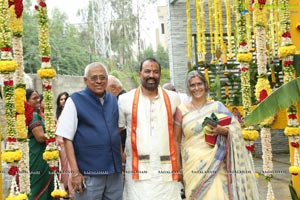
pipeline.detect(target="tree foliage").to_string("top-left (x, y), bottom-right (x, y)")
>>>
top-left (21, 0), bottom-right (169, 79)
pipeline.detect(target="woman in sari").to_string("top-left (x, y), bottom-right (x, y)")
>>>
top-left (174, 70), bottom-right (259, 200)
top-left (26, 89), bottom-right (55, 200)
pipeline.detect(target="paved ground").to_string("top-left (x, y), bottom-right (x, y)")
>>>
top-left (1, 153), bottom-right (294, 199)
top-left (254, 153), bottom-right (292, 199)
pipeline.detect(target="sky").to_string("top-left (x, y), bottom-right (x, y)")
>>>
top-left (47, 0), bottom-right (87, 24)
top-left (47, 0), bottom-right (166, 24)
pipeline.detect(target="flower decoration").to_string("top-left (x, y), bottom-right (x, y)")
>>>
top-left (35, 0), bottom-right (66, 197)
top-left (2, 149), bottom-right (22, 163)
top-left (6, 193), bottom-right (27, 200)
top-left (252, 2), bottom-right (275, 199)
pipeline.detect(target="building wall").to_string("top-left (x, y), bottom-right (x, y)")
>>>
top-left (28, 74), bottom-right (86, 108)
top-left (168, 1), bottom-right (196, 92)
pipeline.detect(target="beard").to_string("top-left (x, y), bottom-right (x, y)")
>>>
top-left (141, 77), bottom-right (160, 91)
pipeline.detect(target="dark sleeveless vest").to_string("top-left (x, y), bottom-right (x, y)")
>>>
top-left (71, 87), bottom-right (122, 175)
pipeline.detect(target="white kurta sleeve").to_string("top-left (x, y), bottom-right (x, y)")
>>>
top-left (55, 98), bottom-right (78, 141)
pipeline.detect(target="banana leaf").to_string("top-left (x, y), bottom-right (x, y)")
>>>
top-left (244, 76), bottom-right (300, 126)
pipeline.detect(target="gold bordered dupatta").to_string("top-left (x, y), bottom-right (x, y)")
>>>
top-left (131, 87), bottom-right (179, 181)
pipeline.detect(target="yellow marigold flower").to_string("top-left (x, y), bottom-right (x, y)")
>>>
top-left (261, 116), bottom-right (275, 126)
top-left (9, 5), bottom-right (23, 34)
top-left (278, 45), bottom-right (296, 58)
top-left (43, 150), bottom-right (59, 161)
top-left (2, 149), bottom-right (23, 163)
top-left (284, 126), bottom-right (300, 136)
top-left (51, 189), bottom-right (67, 198)
top-left (14, 87), bottom-right (26, 114)
top-left (6, 193), bottom-right (27, 200)
top-left (16, 114), bottom-right (28, 139)
top-left (242, 129), bottom-right (259, 141)
top-left (255, 77), bottom-right (272, 101)
top-left (237, 52), bottom-right (252, 63)
top-left (0, 60), bottom-right (18, 73)
top-left (37, 68), bottom-right (57, 79)
top-left (289, 166), bottom-right (300, 174)
top-left (255, 172), bottom-right (260, 178)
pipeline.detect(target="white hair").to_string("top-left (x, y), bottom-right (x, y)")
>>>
top-left (84, 62), bottom-right (108, 77)
top-left (108, 75), bottom-right (123, 88)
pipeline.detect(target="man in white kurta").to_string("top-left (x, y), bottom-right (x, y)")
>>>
top-left (118, 58), bottom-right (182, 200)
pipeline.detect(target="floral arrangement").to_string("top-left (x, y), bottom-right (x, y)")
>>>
top-left (9, 0), bottom-right (31, 196)
top-left (278, 0), bottom-right (300, 184)
top-left (235, 0), bottom-right (257, 153)
top-left (185, 0), bottom-right (191, 69)
top-left (242, 127), bottom-right (259, 151)
top-left (195, 0), bottom-right (205, 64)
top-left (0, 0), bottom-right (27, 199)
top-left (35, 0), bottom-right (66, 197)
top-left (253, 1), bottom-right (275, 199)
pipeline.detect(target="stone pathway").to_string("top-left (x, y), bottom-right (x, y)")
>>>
top-left (254, 153), bottom-right (292, 199)
top-left (1, 154), bottom-right (294, 199)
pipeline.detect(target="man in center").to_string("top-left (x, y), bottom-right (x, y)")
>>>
top-left (118, 58), bottom-right (182, 199)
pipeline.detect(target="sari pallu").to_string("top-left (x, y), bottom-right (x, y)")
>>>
top-left (28, 113), bottom-right (55, 200)
top-left (175, 101), bottom-right (259, 200)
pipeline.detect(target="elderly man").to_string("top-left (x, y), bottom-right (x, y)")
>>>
top-left (118, 58), bottom-right (182, 200)
top-left (107, 75), bottom-right (126, 151)
top-left (56, 62), bottom-right (123, 200)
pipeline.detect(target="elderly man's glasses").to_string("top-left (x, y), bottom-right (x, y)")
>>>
top-left (88, 75), bottom-right (107, 82)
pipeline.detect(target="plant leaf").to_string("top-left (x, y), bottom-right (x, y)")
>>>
top-left (244, 76), bottom-right (300, 125)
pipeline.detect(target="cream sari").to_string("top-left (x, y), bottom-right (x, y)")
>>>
top-left (175, 101), bottom-right (259, 200)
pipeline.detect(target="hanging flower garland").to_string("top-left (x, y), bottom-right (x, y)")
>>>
top-left (236, 0), bottom-right (253, 124)
top-left (278, 0), bottom-right (300, 181)
top-left (253, 1), bottom-right (276, 199)
top-left (185, 0), bottom-right (192, 69)
top-left (0, 0), bottom-right (24, 199)
top-left (235, 0), bottom-right (259, 185)
top-left (9, 0), bottom-right (31, 196)
top-left (225, 0), bottom-right (233, 59)
top-left (35, 0), bottom-right (65, 198)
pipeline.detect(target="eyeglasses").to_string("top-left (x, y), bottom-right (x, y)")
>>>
top-left (88, 75), bottom-right (107, 82)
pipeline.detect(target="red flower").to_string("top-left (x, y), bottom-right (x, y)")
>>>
top-left (284, 61), bottom-right (293, 67)
top-left (25, 102), bottom-right (34, 126)
top-left (42, 57), bottom-right (50, 62)
top-left (8, 166), bottom-right (18, 176)
top-left (43, 84), bottom-right (52, 90)
top-left (288, 114), bottom-right (297, 119)
top-left (282, 32), bottom-right (291, 38)
top-left (46, 138), bottom-right (56, 145)
top-left (239, 67), bottom-right (248, 72)
top-left (258, 0), bottom-right (266, 5)
top-left (240, 41), bottom-right (247, 46)
top-left (34, 5), bottom-right (39, 10)
top-left (1, 47), bottom-right (12, 51)
top-left (4, 80), bottom-right (14, 86)
top-left (14, 0), bottom-right (24, 18)
top-left (291, 142), bottom-right (300, 148)
top-left (39, 1), bottom-right (47, 7)
top-left (259, 89), bottom-right (268, 102)
top-left (6, 138), bottom-right (17, 142)
top-left (292, 173), bottom-right (298, 176)
top-left (246, 144), bottom-right (255, 151)
top-left (49, 166), bottom-right (58, 171)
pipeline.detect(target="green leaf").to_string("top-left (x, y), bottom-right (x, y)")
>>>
top-left (289, 183), bottom-right (300, 200)
top-left (244, 76), bottom-right (300, 125)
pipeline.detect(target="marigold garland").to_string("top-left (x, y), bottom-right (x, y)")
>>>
top-left (254, 2), bottom-right (274, 199)
top-left (35, 0), bottom-right (65, 196)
